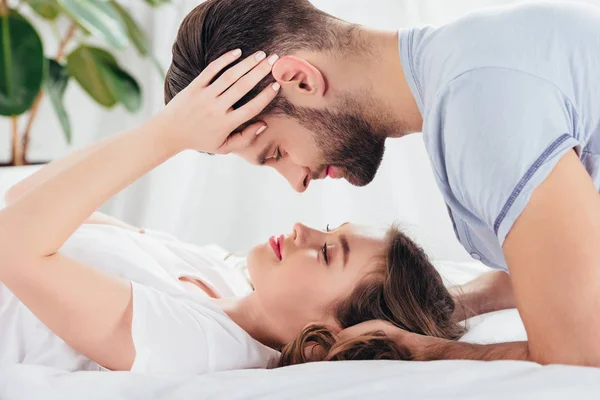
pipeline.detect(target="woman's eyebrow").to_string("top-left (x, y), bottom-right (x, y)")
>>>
top-left (340, 234), bottom-right (350, 267)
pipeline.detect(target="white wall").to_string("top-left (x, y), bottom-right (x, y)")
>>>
top-left (2, 0), bottom-right (599, 261)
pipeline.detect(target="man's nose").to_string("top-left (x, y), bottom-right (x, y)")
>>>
top-left (274, 160), bottom-right (311, 193)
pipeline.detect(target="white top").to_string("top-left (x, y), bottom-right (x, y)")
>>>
top-left (0, 224), bottom-right (279, 376)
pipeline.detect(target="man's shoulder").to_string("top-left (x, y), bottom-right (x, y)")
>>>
top-left (414, 2), bottom-right (599, 109)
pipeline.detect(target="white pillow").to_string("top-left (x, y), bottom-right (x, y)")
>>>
top-left (461, 309), bottom-right (527, 344)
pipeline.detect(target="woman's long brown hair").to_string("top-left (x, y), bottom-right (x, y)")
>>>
top-left (278, 225), bottom-right (466, 367)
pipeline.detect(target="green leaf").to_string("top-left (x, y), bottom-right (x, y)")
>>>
top-left (144, 0), bottom-right (171, 6)
top-left (45, 58), bottom-right (72, 144)
top-left (57, 0), bottom-right (129, 49)
top-left (102, 65), bottom-right (141, 112)
top-left (0, 11), bottom-right (45, 116)
top-left (109, 1), bottom-right (165, 78)
top-left (29, 0), bottom-right (61, 20)
top-left (67, 46), bottom-right (117, 107)
top-left (109, 1), bottom-right (149, 56)
top-left (67, 45), bottom-right (141, 112)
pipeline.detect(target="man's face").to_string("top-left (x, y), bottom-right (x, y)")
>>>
top-left (234, 91), bottom-right (391, 192)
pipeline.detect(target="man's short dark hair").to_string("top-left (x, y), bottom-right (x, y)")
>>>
top-left (164, 0), bottom-right (356, 115)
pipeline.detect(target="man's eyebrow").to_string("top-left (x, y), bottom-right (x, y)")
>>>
top-left (340, 234), bottom-right (350, 267)
top-left (257, 141), bottom-right (273, 165)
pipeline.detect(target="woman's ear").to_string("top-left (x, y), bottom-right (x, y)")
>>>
top-left (271, 56), bottom-right (327, 106)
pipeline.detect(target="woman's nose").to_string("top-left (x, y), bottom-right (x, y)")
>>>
top-left (293, 223), bottom-right (323, 247)
top-left (293, 223), bottom-right (306, 245)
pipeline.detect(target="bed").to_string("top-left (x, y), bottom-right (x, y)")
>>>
top-left (1, 167), bottom-right (599, 399)
top-left (2, 356), bottom-right (600, 400)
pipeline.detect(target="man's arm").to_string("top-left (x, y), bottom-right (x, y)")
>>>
top-left (411, 336), bottom-right (529, 362)
top-left (407, 151), bottom-right (600, 366)
top-left (449, 270), bottom-right (515, 322)
top-left (501, 150), bottom-right (600, 366)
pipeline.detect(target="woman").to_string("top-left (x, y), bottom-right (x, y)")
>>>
top-left (0, 50), bottom-right (464, 376)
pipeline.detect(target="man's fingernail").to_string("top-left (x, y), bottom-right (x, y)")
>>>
top-left (255, 51), bottom-right (266, 61)
top-left (272, 82), bottom-right (281, 91)
top-left (267, 54), bottom-right (279, 65)
top-left (232, 49), bottom-right (242, 56)
top-left (256, 125), bottom-right (267, 135)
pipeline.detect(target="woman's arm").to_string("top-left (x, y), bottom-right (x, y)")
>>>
top-left (0, 123), bottom-right (174, 371)
top-left (4, 138), bottom-right (144, 232)
top-left (0, 49), bottom-right (278, 370)
top-left (4, 136), bottom-right (125, 206)
top-left (4, 139), bottom-right (143, 232)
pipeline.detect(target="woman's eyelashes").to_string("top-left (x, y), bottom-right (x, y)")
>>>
top-left (321, 224), bottom-right (331, 265)
top-left (321, 242), bottom-right (329, 264)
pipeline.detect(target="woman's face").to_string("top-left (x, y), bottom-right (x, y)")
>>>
top-left (246, 222), bottom-right (388, 338)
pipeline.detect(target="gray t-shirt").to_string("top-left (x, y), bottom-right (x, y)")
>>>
top-left (399, 2), bottom-right (600, 270)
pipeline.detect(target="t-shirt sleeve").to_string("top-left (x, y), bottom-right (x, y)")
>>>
top-left (436, 68), bottom-right (580, 245)
top-left (129, 282), bottom-right (278, 376)
top-left (129, 282), bottom-right (212, 376)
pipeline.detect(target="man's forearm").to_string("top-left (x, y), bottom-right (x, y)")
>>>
top-left (413, 336), bottom-right (530, 362)
top-left (450, 270), bottom-right (515, 321)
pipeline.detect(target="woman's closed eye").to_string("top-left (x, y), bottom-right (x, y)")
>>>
top-left (320, 224), bottom-right (331, 264)
top-left (321, 242), bottom-right (329, 265)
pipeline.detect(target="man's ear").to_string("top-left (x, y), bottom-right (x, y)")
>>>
top-left (272, 56), bottom-right (327, 107)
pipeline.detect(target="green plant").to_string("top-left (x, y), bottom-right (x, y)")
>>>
top-left (0, 0), bottom-right (169, 166)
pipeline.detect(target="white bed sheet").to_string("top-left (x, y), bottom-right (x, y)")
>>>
top-left (1, 359), bottom-right (599, 400)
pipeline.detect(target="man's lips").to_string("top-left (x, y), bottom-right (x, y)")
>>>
top-left (269, 235), bottom-right (283, 260)
top-left (326, 165), bottom-right (341, 179)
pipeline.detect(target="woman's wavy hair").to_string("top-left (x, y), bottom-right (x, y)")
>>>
top-left (278, 225), bottom-right (466, 366)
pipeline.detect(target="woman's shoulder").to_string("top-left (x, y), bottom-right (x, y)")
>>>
top-left (130, 283), bottom-right (279, 376)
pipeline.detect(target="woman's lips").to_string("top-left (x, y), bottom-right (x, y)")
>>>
top-left (269, 235), bottom-right (282, 260)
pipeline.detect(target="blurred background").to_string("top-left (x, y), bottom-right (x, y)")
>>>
top-left (1, 0), bottom-right (598, 261)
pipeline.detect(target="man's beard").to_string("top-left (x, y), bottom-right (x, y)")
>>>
top-left (278, 93), bottom-right (399, 186)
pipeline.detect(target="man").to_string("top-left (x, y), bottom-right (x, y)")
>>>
top-left (165, 0), bottom-right (600, 367)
